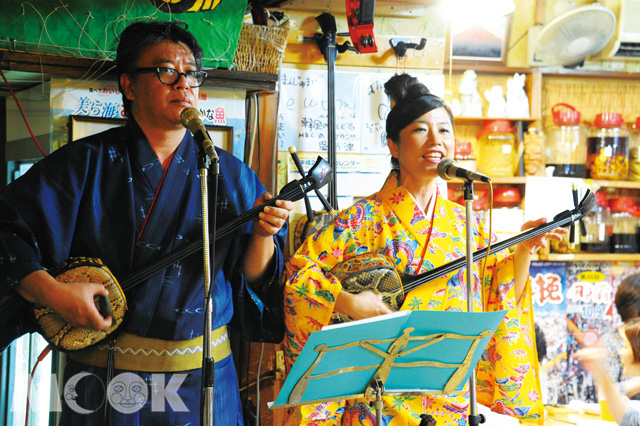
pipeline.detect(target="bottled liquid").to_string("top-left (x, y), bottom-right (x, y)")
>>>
top-left (610, 197), bottom-right (637, 253)
top-left (545, 103), bottom-right (587, 178)
top-left (630, 117), bottom-right (640, 181)
top-left (580, 191), bottom-right (612, 253)
top-left (633, 206), bottom-right (640, 253)
top-left (586, 112), bottom-right (629, 180)
top-left (551, 228), bottom-right (581, 254)
top-left (477, 120), bottom-right (516, 177)
top-left (523, 127), bottom-right (546, 176)
top-left (454, 140), bottom-right (477, 172)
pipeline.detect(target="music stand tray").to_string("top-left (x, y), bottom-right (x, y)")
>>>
top-left (270, 309), bottom-right (506, 410)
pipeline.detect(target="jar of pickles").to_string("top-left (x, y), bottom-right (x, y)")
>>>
top-left (545, 103), bottom-right (587, 177)
top-left (477, 120), bottom-right (516, 177)
top-left (630, 117), bottom-right (640, 181)
top-left (586, 112), bottom-right (629, 180)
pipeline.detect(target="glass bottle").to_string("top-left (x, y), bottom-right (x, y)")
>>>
top-left (523, 127), bottom-right (546, 177)
top-left (610, 197), bottom-right (637, 253)
top-left (586, 112), bottom-right (629, 180)
top-left (630, 117), bottom-right (640, 181)
top-left (551, 229), bottom-right (581, 254)
top-left (477, 120), bottom-right (516, 177)
top-left (633, 206), bottom-right (640, 253)
top-left (580, 191), bottom-right (612, 253)
top-left (454, 140), bottom-right (477, 172)
top-left (545, 103), bottom-right (587, 178)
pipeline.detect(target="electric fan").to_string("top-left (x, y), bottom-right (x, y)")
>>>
top-left (530, 2), bottom-right (616, 66)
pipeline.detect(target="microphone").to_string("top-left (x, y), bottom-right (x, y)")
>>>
top-left (180, 107), bottom-right (218, 161)
top-left (437, 158), bottom-right (490, 183)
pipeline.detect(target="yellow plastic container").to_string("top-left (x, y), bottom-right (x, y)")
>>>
top-left (477, 120), bottom-right (516, 177)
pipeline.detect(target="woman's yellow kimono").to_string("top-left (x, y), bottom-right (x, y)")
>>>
top-left (282, 173), bottom-right (543, 425)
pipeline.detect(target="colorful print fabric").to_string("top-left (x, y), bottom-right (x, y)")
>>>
top-left (282, 173), bottom-right (543, 425)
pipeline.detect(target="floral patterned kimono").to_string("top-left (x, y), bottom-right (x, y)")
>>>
top-left (283, 173), bottom-right (543, 425)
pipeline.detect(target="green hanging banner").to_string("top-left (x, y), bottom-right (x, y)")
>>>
top-left (149, 0), bottom-right (224, 14)
top-left (0, 0), bottom-right (248, 69)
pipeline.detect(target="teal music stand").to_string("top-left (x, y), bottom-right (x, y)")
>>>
top-left (269, 310), bottom-right (506, 425)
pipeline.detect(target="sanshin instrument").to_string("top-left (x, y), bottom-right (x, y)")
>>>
top-left (331, 190), bottom-right (596, 322)
top-left (0, 156), bottom-right (333, 352)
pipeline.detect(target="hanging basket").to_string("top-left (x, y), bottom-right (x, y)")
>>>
top-left (234, 24), bottom-right (289, 74)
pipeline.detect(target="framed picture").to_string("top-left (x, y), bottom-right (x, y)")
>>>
top-left (448, 15), bottom-right (511, 64)
top-left (68, 115), bottom-right (233, 152)
top-left (68, 115), bottom-right (127, 141)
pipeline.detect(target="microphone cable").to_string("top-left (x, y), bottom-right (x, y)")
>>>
top-left (480, 182), bottom-right (494, 307)
top-left (24, 344), bottom-right (52, 426)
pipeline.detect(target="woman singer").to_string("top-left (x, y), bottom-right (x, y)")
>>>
top-left (282, 76), bottom-right (566, 425)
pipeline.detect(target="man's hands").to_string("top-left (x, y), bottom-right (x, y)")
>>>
top-left (16, 270), bottom-right (112, 331)
top-left (243, 192), bottom-right (294, 284)
top-left (252, 192), bottom-right (294, 238)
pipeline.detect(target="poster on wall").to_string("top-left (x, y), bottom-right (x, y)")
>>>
top-left (531, 261), bottom-right (570, 405)
top-left (532, 260), bottom-right (640, 405)
top-left (276, 69), bottom-right (444, 155)
top-left (49, 77), bottom-right (246, 159)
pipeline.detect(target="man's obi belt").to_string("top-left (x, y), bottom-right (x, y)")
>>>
top-left (69, 326), bottom-right (231, 372)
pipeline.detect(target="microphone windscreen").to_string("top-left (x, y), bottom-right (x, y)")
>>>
top-left (437, 158), bottom-right (455, 180)
top-left (180, 107), bottom-right (202, 133)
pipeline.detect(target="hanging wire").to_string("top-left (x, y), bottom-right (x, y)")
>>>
top-left (0, 68), bottom-right (48, 157)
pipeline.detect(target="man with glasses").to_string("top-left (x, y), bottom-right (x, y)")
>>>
top-left (0, 20), bottom-right (292, 425)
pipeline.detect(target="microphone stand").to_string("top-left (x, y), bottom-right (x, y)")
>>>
top-left (462, 178), bottom-right (485, 426)
top-left (199, 147), bottom-right (219, 426)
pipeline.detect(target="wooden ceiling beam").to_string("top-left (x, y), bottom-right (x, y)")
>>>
top-left (0, 50), bottom-right (278, 91)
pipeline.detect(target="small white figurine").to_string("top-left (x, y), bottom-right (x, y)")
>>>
top-left (484, 85), bottom-right (507, 117)
top-left (459, 70), bottom-right (483, 117)
top-left (444, 90), bottom-right (463, 116)
top-left (506, 73), bottom-right (530, 118)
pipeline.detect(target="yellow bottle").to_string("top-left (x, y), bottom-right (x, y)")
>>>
top-left (599, 393), bottom-right (614, 422)
top-left (477, 120), bottom-right (516, 177)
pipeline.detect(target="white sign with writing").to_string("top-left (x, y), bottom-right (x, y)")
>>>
top-left (277, 69), bottom-right (444, 155)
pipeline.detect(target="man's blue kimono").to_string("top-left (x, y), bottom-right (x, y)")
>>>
top-left (0, 119), bottom-right (287, 425)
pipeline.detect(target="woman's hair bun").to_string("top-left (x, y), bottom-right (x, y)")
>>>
top-left (384, 74), bottom-right (431, 105)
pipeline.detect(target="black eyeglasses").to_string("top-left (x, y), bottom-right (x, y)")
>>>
top-left (134, 67), bottom-right (207, 88)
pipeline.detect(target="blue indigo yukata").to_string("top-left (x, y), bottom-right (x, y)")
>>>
top-left (0, 119), bottom-right (287, 425)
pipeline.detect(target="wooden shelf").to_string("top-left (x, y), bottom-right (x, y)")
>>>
top-left (447, 177), bottom-right (640, 189)
top-left (539, 67), bottom-right (640, 81)
top-left (539, 253), bottom-right (640, 262)
top-left (0, 50), bottom-right (279, 91)
top-left (453, 116), bottom-right (537, 123)
top-left (278, 0), bottom-right (437, 17)
top-left (446, 177), bottom-right (526, 185)
top-left (444, 64), bottom-right (538, 75)
top-left (589, 179), bottom-right (640, 190)
top-left (444, 63), bottom-right (640, 81)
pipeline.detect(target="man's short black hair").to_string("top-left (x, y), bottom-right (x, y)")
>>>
top-left (116, 20), bottom-right (204, 117)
